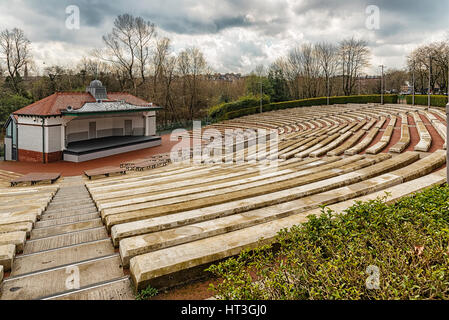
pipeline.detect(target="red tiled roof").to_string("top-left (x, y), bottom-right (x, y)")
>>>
top-left (13, 92), bottom-right (157, 116)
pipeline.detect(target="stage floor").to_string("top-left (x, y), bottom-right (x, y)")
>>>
top-left (63, 135), bottom-right (162, 162)
top-left (65, 136), bottom-right (161, 155)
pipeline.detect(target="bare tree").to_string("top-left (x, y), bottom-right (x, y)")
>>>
top-left (177, 47), bottom-right (209, 120)
top-left (0, 28), bottom-right (31, 94)
top-left (97, 14), bottom-right (156, 93)
top-left (315, 42), bottom-right (339, 98)
top-left (339, 37), bottom-right (370, 96)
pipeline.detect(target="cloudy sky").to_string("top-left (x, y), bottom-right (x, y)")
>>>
top-left (0, 0), bottom-right (448, 75)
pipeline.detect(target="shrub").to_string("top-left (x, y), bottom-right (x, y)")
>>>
top-left (405, 95), bottom-right (448, 108)
top-left (207, 184), bottom-right (449, 300)
top-left (210, 94), bottom-right (398, 122)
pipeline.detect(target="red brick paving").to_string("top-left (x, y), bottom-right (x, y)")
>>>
top-left (0, 133), bottom-right (183, 177)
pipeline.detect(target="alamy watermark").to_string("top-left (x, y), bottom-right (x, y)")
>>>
top-left (65, 265), bottom-right (80, 290)
top-left (365, 5), bottom-right (380, 30)
top-left (65, 5), bottom-right (80, 30)
top-left (169, 121), bottom-right (279, 170)
top-left (365, 265), bottom-right (380, 290)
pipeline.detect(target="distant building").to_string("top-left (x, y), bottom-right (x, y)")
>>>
top-left (209, 73), bottom-right (242, 82)
top-left (3, 80), bottom-right (162, 163)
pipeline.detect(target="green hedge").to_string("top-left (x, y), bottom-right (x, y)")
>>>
top-left (208, 94), bottom-right (270, 121)
top-left (214, 94), bottom-right (398, 121)
top-left (405, 95), bottom-right (448, 108)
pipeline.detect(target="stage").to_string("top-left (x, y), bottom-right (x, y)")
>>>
top-left (63, 135), bottom-right (162, 162)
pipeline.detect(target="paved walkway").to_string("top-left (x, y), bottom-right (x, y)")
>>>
top-left (0, 134), bottom-right (179, 177)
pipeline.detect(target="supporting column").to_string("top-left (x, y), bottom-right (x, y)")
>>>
top-left (144, 115), bottom-right (150, 136)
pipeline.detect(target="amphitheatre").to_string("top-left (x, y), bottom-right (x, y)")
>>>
top-left (0, 100), bottom-right (448, 300)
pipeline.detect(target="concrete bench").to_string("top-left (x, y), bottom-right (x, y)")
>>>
top-left (345, 126), bottom-right (380, 155)
top-left (10, 172), bottom-right (61, 187)
top-left (110, 153), bottom-right (421, 241)
top-left (421, 111), bottom-right (447, 149)
top-left (101, 155), bottom-right (372, 226)
top-left (366, 116), bottom-right (397, 154)
top-left (309, 131), bottom-right (353, 157)
top-left (328, 130), bottom-right (366, 156)
top-left (390, 114), bottom-right (410, 153)
top-left (84, 167), bottom-right (126, 180)
top-left (412, 112), bottom-right (432, 152)
top-left (129, 165), bottom-right (446, 290)
top-left (119, 152), bottom-right (443, 267)
top-left (295, 133), bottom-right (340, 158)
top-left (91, 158), bottom-right (314, 202)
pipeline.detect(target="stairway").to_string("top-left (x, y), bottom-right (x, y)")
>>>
top-left (0, 176), bottom-right (134, 300)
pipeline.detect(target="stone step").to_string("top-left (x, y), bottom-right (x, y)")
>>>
top-left (0, 255), bottom-right (124, 300)
top-left (35, 213), bottom-right (100, 228)
top-left (11, 239), bottom-right (115, 276)
top-left (30, 219), bottom-right (103, 240)
top-left (46, 201), bottom-right (95, 211)
top-left (40, 207), bottom-right (98, 221)
top-left (23, 227), bottom-right (108, 254)
top-left (327, 130), bottom-right (365, 156)
top-left (129, 168), bottom-right (446, 291)
top-left (43, 277), bottom-right (134, 300)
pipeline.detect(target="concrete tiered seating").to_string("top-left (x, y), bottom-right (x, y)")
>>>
top-left (128, 151), bottom-right (446, 290)
top-left (2, 102), bottom-right (447, 298)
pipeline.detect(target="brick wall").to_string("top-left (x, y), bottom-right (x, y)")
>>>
top-left (18, 149), bottom-right (63, 163)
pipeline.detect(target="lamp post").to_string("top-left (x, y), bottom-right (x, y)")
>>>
top-left (446, 101), bottom-right (449, 183)
top-left (428, 55), bottom-right (432, 110)
top-left (379, 65), bottom-right (385, 105)
top-left (412, 60), bottom-right (415, 106)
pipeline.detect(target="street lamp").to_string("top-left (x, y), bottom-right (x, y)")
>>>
top-left (412, 60), bottom-right (415, 106)
top-left (428, 55), bottom-right (432, 110)
top-left (446, 101), bottom-right (449, 183)
top-left (379, 65), bottom-right (385, 105)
